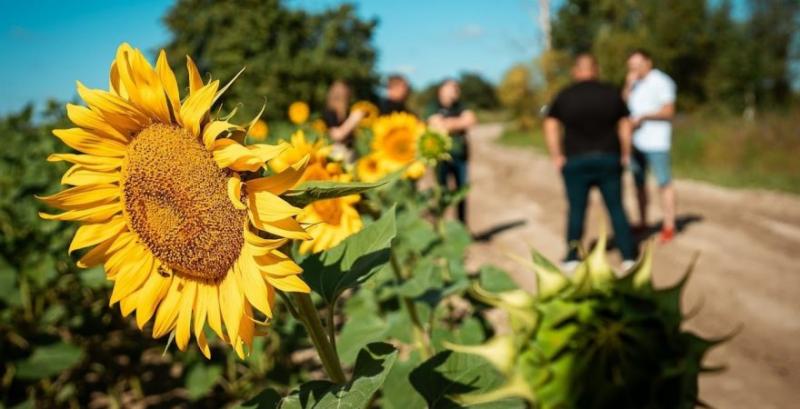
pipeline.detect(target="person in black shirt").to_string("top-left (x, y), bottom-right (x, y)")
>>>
top-left (544, 53), bottom-right (636, 268)
top-left (427, 79), bottom-right (477, 225)
top-left (379, 74), bottom-right (412, 115)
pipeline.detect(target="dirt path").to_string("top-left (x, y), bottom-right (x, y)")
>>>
top-left (463, 123), bottom-right (800, 408)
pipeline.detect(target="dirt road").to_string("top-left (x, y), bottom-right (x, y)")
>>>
top-left (463, 124), bottom-right (800, 408)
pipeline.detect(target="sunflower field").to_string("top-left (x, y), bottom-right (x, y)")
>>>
top-left (0, 40), bottom-right (729, 409)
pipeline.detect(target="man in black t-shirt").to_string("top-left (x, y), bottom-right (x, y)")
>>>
top-left (544, 53), bottom-right (636, 269)
top-left (427, 79), bottom-right (476, 225)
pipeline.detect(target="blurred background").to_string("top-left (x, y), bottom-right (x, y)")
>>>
top-left (1, 0), bottom-right (798, 408)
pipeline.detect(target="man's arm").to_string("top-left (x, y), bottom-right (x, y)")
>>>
top-left (617, 117), bottom-right (632, 166)
top-left (543, 117), bottom-right (565, 170)
top-left (329, 110), bottom-right (365, 142)
top-left (631, 103), bottom-right (674, 128)
top-left (440, 110), bottom-right (477, 133)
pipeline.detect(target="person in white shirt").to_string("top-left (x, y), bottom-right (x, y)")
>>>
top-left (623, 49), bottom-right (677, 243)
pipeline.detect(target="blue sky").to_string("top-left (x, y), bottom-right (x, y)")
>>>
top-left (0, 0), bottom-right (543, 114)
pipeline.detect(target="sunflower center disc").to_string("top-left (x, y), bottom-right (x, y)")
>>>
top-left (312, 199), bottom-right (343, 226)
top-left (385, 128), bottom-right (415, 163)
top-left (122, 123), bottom-right (245, 283)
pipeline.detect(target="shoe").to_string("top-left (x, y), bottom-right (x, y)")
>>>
top-left (560, 260), bottom-right (580, 273)
top-left (659, 227), bottom-right (675, 244)
top-left (621, 260), bottom-right (636, 272)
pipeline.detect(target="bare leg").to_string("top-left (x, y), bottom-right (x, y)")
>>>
top-left (636, 184), bottom-right (648, 227)
top-left (660, 183), bottom-right (676, 230)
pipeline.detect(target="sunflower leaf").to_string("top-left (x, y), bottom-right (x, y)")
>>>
top-left (282, 180), bottom-right (385, 208)
top-left (299, 206), bottom-right (396, 305)
top-left (244, 342), bottom-right (397, 409)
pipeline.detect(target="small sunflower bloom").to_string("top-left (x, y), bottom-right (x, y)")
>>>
top-left (371, 112), bottom-right (425, 172)
top-left (249, 119), bottom-right (269, 141)
top-left (356, 153), bottom-right (387, 183)
top-left (351, 100), bottom-right (379, 127)
top-left (288, 101), bottom-right (310, 125)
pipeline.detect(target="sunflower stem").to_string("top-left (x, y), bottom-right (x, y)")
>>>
top-left (389, 250), bottom-right (433, 359)
top-left (326, 301), bottom-right (338, 354)
top-left (292, 292), bottom-right (347, 384)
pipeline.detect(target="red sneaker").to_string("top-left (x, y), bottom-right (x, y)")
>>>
top-left (659, 227), bottom-right (675, 244)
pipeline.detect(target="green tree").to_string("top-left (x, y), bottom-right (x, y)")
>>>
top-left (458, 72), bottom-right (499, 110)
top-left (163, 0), bottom-right (379, 120)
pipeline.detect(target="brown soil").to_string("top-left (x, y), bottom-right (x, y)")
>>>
top-left (463, 124), bottom-right (800, 408)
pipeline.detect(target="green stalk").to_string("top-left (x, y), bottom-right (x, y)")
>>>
top-left (389, 251), bottom-right (432, 359)
top-left (292, 292), bottom-right (347, 384)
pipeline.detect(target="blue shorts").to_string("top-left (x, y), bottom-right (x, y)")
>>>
top-left (631, 149), bottom-right (672, 187)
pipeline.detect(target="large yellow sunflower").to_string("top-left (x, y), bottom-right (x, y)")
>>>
top-left (371, 112), bottom-right (425, 171)
top-left (271, 132), bottom-right (362, 254)
top-left (39, 43), bottom-right (312, 359)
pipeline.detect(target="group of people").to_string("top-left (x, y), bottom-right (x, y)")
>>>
top-left (545, 50), bottom-right (677, 270)
top-left (320, 74), bottom-right (477, 224)
top-left (317, 49), bottom-right (677, 270)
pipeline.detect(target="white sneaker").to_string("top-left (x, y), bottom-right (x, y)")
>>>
top-left (560, 260), bottom-right (580, 273)
top-left (621, 260), bottom-right (636, 272)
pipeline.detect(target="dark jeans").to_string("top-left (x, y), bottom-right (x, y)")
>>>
top-left (561, 153), bottom-right (636, 261)
top-left (436, 158), bottom-right (468, 224)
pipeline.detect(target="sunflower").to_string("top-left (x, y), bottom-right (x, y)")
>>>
top-left (249, 119), bottom-right (269, 141)
top-left (288, 101), bottom-right (310, 125)
top-left (356, 153), bottom-right (387, 183)
top-left (271, 132), bottom-right (362, 254)
top-left (351, 100), bottom-right (379, 127)
top-left (404, 160), bottom-right (427, 180)
top-left (371, 112), bottom-right (425, 172)
top-left (39, 43), bottom-right (313, 359)
top-left (311, 118), bottom-right (328, 135)
top-left (269, 130), bottom-right (330, 174)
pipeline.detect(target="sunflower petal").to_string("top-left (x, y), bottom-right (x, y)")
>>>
top-left (204, 284), bottom-right (224, 340)
top-left (176, 281), bottom-right (197, 350)
top-left (218, 272), bottom-right (244, 347)
top-left (186, 55), bottom-right (204, 94)
top-left (69, 216), bottom-right (127, 253)
top-left (227, 174), bottom-right (246, 210)
top-left (61, 166), bottom-right (120, 186)
top-left (53, 128), bottom-right (126, 157)
top-left (39, 201), bottom-right (121, 223)
top-left (47, 153), bottom-right (121, 171)
top-left (250, 216), bottom-right (311, 240)
top-left (152, 278), bottom-right (183, 338)
top-left (136, 271), bottom-right (173, 329)
top-left (248, 190), bottom-right (302, 223)
top-left (246, 155), bottom-right (309, 195)
top-left (156, 49), bottom-right (181, 122)
top-left (180, 80), bottom-right (219, 137)
top-left (38, 184), bottom-right (119, 210)
top-left (76, 81), bottom-right (146, 131)
top-left (238, 257), bottom-right (272, 317)
top-left (202, 120), bottom-right (244, 150)
top-left (109, 250), bottom-right (153, 305)
top-left (265, 274), bottom-right (310, 293)
top-left (66, 104), bottom-right (129, 143)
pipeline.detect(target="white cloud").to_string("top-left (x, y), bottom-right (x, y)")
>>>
top-left (455, 23), bottom-right (484, 40)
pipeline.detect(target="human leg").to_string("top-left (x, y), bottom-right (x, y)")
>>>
top-left (562, 158), bottom-right (591, 261)
top-left (596, 155), bottom-right (637, 261)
